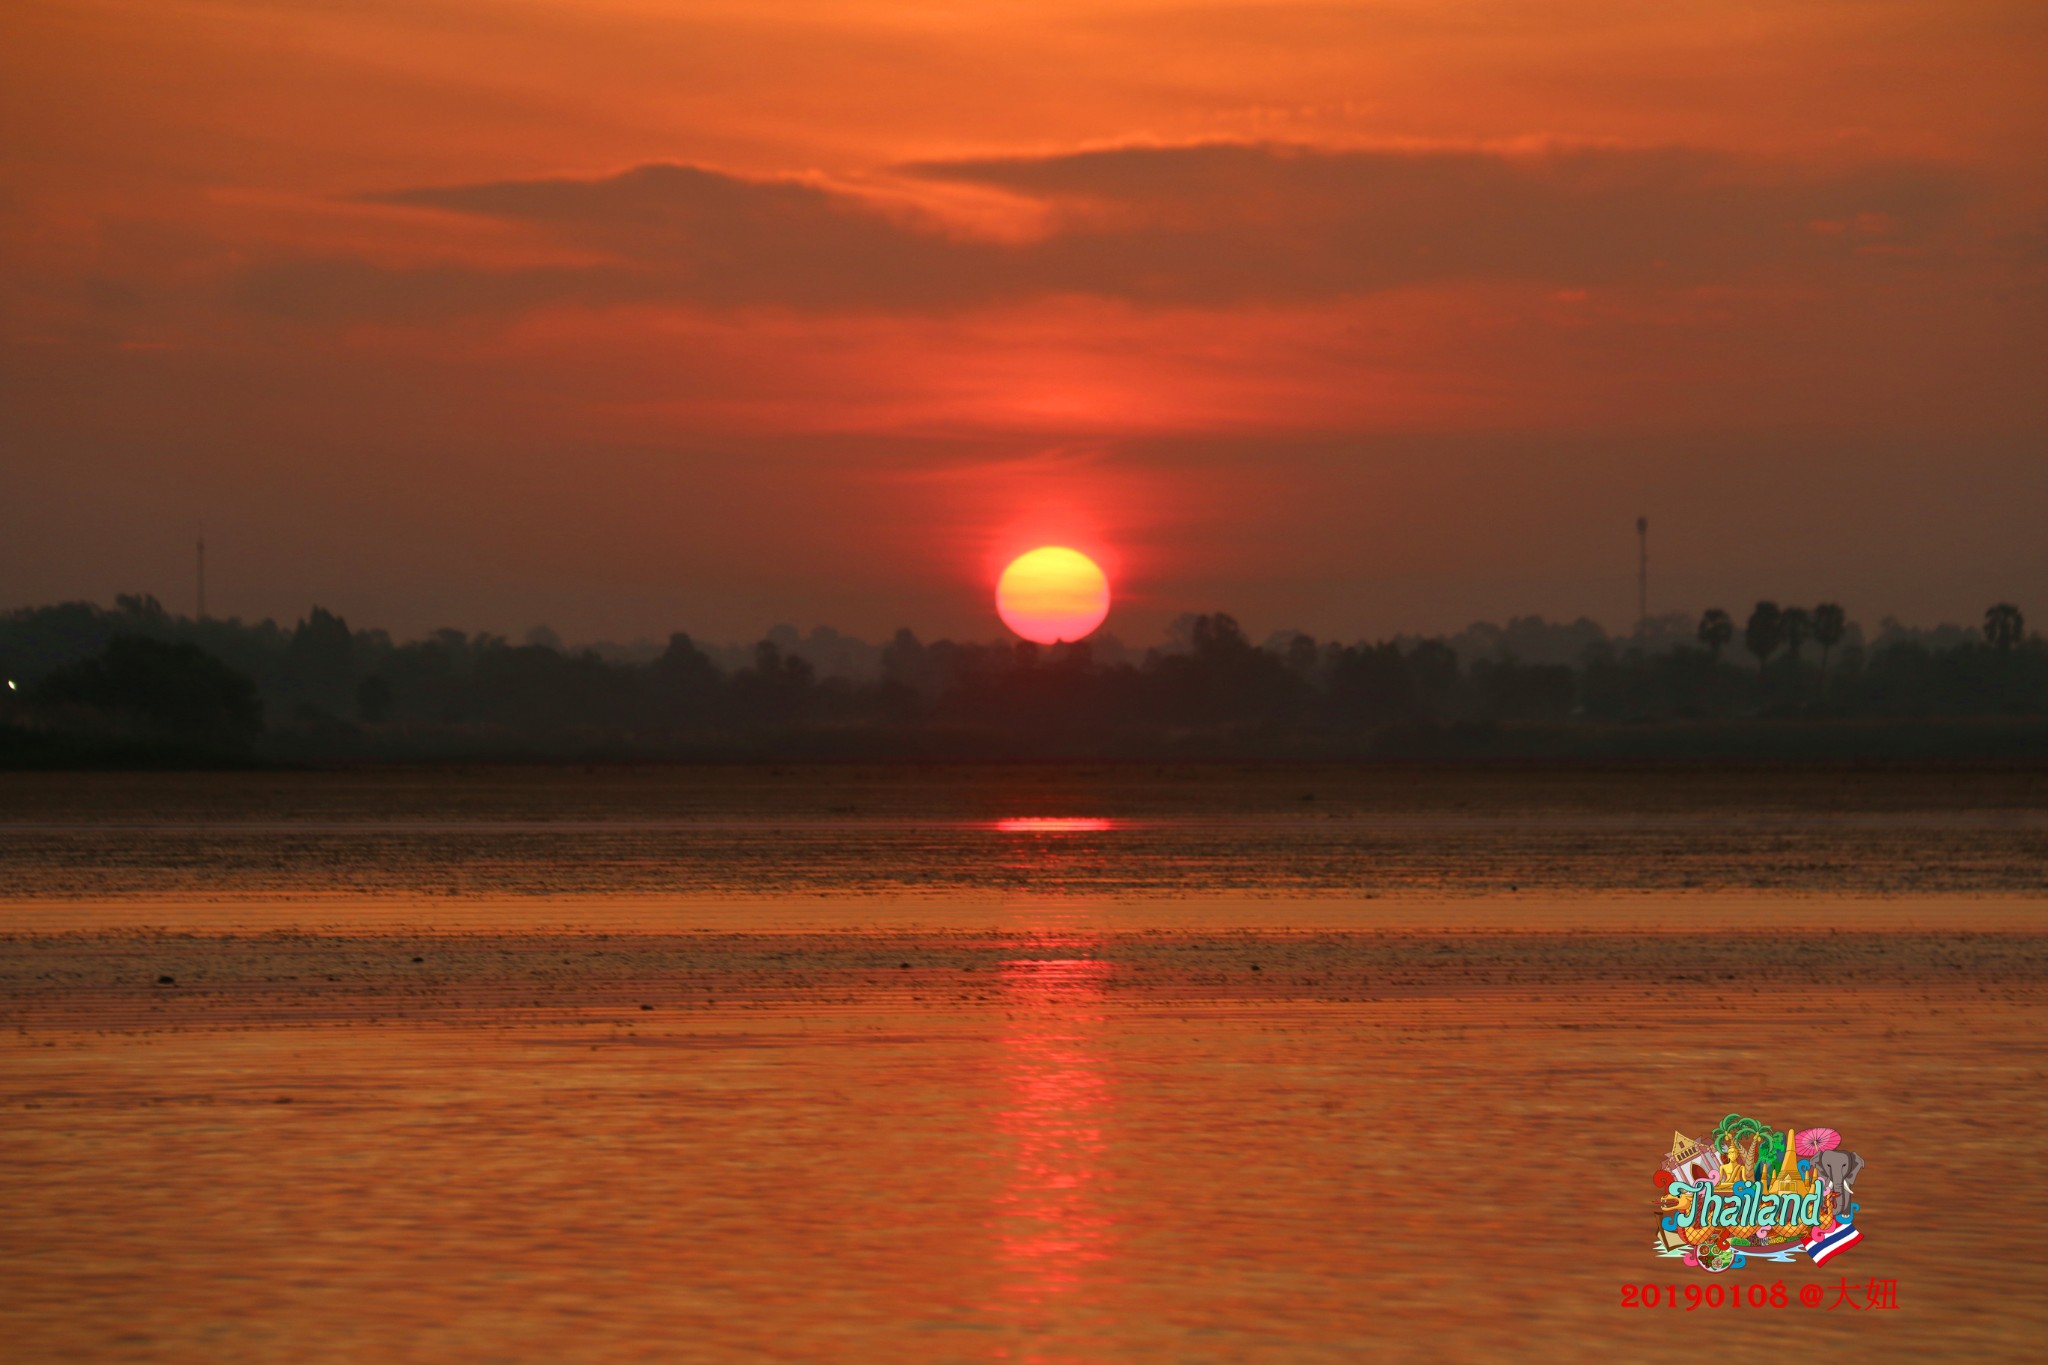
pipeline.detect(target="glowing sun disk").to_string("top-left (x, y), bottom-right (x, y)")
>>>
top-left (997, 547), bottom-right (1110, 644)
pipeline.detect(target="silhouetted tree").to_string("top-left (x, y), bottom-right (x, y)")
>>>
top-left (1146, 613), bottom-right (1304, 728)
top-left (1781, 607), bottom-right (1812, 662)
top-left (1325, 641), bottom-right (1417, 725)
top-left (114, 593), bottom-right (167, 621)
top-left (10, 594), bottom-right (2048, 762)
top-left (1405, 640), bottom-right (1461, 716)
top-left (288, 606), bottom-right (355, 706)
top-left (1470, 657), bottom-right (1575, 720)
top-left (1697, 608), bottom-right (1733, 661)
top-left (356, 675), bottom-right (394, 723)
top-left (1812, 603), bottom-right (1846, 682)
top-left (881, 628), bottom-right (928, 693)
top-left (651, 632), bottom-right (719, 691)
top-left (732, 640), bottom-right (816, 725)
top-left (1745, 602), bottom-right (1784, 679)
top-left (1985, 603), bottom-right (2025, 652)
top-left (1190, 613), bottom-right (1250, 657)
top-left (1284, 633), bottom-right (1320, 681)
top-left (32, 636), bottom-right (263, 751)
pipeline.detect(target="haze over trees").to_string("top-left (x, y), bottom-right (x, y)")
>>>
top-left (2, 595), bottom-right (2044, 764)
top-left (1696, 609), bottom-right (1733, 661)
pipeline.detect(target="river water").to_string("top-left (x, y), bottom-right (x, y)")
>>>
top-left (3, 768), bottom-right (2044, 1361)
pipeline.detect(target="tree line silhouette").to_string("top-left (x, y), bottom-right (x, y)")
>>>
top-left (2, 594), bottom-right (2042, 764)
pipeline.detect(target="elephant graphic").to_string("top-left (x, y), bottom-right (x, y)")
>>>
top-left (1812, 1149), bottom-right (1864, 1206)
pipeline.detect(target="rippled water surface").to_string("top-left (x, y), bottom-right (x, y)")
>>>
top-left (5, 767), bottom-right (2048, 900)
top-left (4, 768), bottom-right (2046, 1361)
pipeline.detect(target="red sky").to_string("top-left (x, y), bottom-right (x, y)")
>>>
top-left (3, 0), bottom-right (2043, 645)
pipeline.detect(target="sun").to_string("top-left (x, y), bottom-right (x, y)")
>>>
top-left (996, 547), bottom-right (1110, 644)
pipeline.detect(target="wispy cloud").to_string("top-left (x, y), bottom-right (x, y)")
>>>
top-left (225, 142), bottom-right (1972, 321)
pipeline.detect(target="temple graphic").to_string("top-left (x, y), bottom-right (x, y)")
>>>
top-left (1661, 1131), bottom-right (1722, 1187)
top-left (1765, 1130), bottom-right (1814, 1200)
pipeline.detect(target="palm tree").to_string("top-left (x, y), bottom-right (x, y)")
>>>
top-left (1813, 603), bottom-right (1846, 683)
top-left (1697, 608), bottom-right (1733, 661)
top-left (1745, 601), bottom-right (1784, 679)
top-left (1781, 607), bottom-right (1812, 662)
top-left (1985, 603), bottom-right (2025, 652)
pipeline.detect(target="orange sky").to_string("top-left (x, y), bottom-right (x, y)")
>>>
top-left (3, 0), bottom-right (2044, 644)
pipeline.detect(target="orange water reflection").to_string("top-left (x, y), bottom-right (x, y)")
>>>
top-left (992, 818), bottom-right (1119, 833)
top-left (991, 818), bottom-right (1121, 897)
top-left (989, 953), bottom-right (1118, 1332)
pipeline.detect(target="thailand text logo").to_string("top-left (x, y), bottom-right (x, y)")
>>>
top-left (1655, 1115), bottom-right (1864, 1273)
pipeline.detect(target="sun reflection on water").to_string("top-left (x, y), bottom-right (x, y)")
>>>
top-left (992, 818), bottom-right (1119, 833)
top-left (989, 954), bottom-right (1118, 1326)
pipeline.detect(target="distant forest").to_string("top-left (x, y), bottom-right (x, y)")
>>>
top-left (2, 595), bottom-right (2043, 765)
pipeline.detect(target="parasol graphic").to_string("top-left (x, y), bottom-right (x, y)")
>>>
top-left (1795, 1127), bottom-right (1841, 1159)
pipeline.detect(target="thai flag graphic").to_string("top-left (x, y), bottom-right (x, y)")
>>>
top-left (1806, 1222), bottom-right (1862, 1265)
